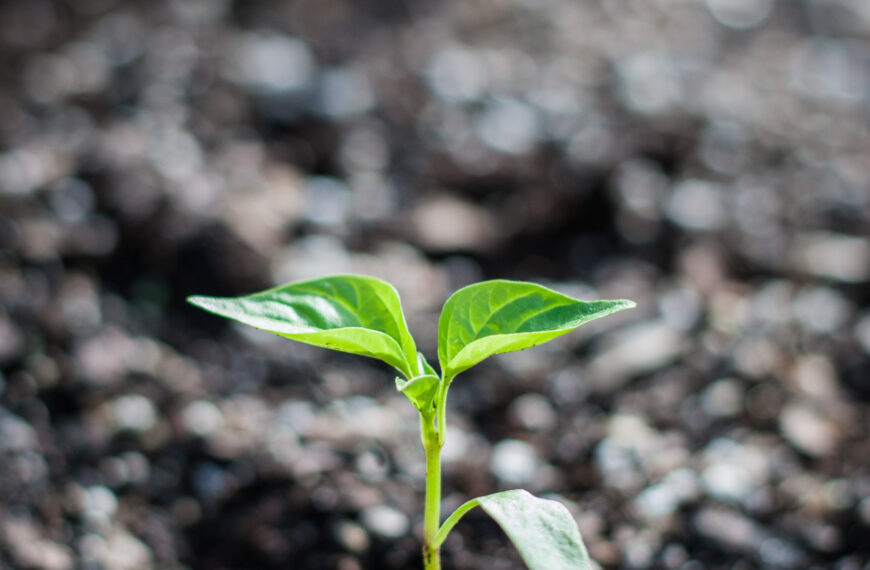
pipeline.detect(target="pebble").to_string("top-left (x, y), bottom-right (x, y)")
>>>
top-left (616, 53), bottom-right (683, 116)
top-left (74, 328), bottom-right (134, 386)
top-left (658, 287), bottom-right (702, 331)
top-left (589, 321), bottom-right (684, 391)
top-left (440, 424), bottom-right (471, 464)
top-left (701, 438), bottom-right (771, 503)
top-left (318, 67), bottom-right (375, 119)
top-left (665, 179), bottom-right (729, 232)
top-left (84, 485), bottom-right (118, 517)
top-left (693, 507), bottom-right (764, 552)
top-left (81, 526), bottom-right (153, 570)
top-left (475, 98), bottom-right (541, 155)
top-left (793, 286), bottom-right (852, 334)
top-left (854, 312), bottom-right (870, 355)
top-left (634, 468), bottom-right (700, 520)
top-left (700, 378), bottom-right (743, 418)
top-left (109, 394), bottom-right (158, 433)
top-left (705, 0), bottom-right (775, 30)
top-left (228, 32), bottom-right (314, 93)
top-left (790, 232), bottom-right (870, 283)
top-left (859, 496), bottom-right (870, 526)
top-left (1, 517), bottom-right (73, 570)
top-left (595, 414), bottom-right (663, 492)
top-left (490, 439), bottom-right (540, 485)
top-left (334, 520), bottom-right (370, 553)
top-left (411, 194), bottom-right (499, 252)
top-left (509, 393), bottom-right (558, 431)
top-left (303, 176), bottom-right (352, 229)
top-left (426, 44), bottom-right (487, 103)
top-left (360, 505), bottom-right (409, 539)
top-left (779, 402), bottom-right (839, 457)
top-left (182, 400), bottom-right (224, 437)
top-left (0, 411), bottom-right (38, 453)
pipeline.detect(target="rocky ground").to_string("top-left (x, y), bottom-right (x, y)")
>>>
top-left (1, 0), bottom-right (869, 568)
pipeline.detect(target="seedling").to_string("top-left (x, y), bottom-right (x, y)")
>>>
top-left (188, 275), bottom-right (634, 569)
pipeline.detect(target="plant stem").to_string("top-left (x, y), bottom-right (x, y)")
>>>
top-left (422, 411), bottom-right (442, 570)
top-left (431, 497), bottom-right (479, 551)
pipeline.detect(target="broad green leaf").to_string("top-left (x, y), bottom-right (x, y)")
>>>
top-left (438, 280), bottom-right (635, 379)
top-left (476, 489), bottom-right (592, 570)
top-left (395, 374), bottom-right (440, 413)
top-left (187, 275), bottom-right (418, 378)
top-left (416, 351), bottom-right (439, 377)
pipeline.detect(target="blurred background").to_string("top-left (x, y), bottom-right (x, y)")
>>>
top-left (0, 0), bottom-right (869, 568)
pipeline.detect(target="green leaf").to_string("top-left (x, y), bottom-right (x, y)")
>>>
top-left (477, 490), bottom-right (592, 570)
top-left (395, 374), bottom-right (440, 413)
top-left (434, 489), bottom-right (592, 570)
top-left (416, 351), bottom-right (439, 377)
top-left (437, 279), bottom-right (635, 379)
top-left (187, 275), bottom-right (418, 378)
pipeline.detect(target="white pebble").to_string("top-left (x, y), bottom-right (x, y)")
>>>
top-left (361, 505), bottom-right (409, 539)
top-left (491, 439), bottom-right (539, 484)
top-left (229, 32), bottom-right (314, 93)
top-left (182, 400), bottom-right (224, 437)
top-left (706, 0), bottom-right (774, 30)
top-left (110, 395), bottom-right (157, 433)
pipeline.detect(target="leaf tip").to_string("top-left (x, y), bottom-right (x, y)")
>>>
top-left (186, 295), bottom-right (210, 308)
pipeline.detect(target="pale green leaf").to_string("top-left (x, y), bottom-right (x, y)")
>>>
top-left (187, 275), bottom-right (417, 378)
top-left (395, 374), bottom-right (440, 413)
top-left (438, 280), bottom-right (635, 379)
top-left (476, 489), bottom-right (592, 570)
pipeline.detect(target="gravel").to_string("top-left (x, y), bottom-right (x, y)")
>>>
top-left (1, 0), bottom-right (868, 568)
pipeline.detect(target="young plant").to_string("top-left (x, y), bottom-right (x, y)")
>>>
top-left (188, 275), bottom-right (634, 569)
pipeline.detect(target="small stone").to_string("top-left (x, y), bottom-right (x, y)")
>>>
top-left (441, 424), bottom-right (471, 464)
top-left (109, 394), bottom-right (157, 433)
top-left (701, 378), bottom-right (743, 418)
top-left (779, 402), bottom-right (839, 457)
top-left (0, 411), bottom-right (38, 453)
top-left (0, 313), bottom-right (23, 364)
top-left (694, 507), bottom-right (764, 552)
top-left (86, 526), bottom-right (153, 570)
top-left (181, 400), bottom-right (224, 437)
top-left (658, 287), bottom-right (702, 331)
top-left (635, 468), bottom-right (700, 519)
top-left (701, 438), bottom-right (770, 502)
top-left (74, 328), bottom-right (134, 386)
top-left (705, 0), bottom-right (774, 30)
top-left (859, 496), bottom-right (870, 525)
top-left (790, 232), bottom-right (870, 283)
top-left (854, 312), bottom-right (870, 355)
top-left (475, 98), bottom-right (541, 155)
top-left (303, 176), bottom-right (352, 229)
top-left (411, 194), bottom-right (499, 252)
top-left (334, 520), bottom-right (369, 553)
top-left (490, 439), bottom-right (539, 485)
top-left (589, 321), bottom-right (684, 391)
top-left (426, 44), bottom-right (486, 103)
top-left (509, 393), bottom-right (558, 431)
top-left (759, 537), bottom-right (807, 567)
top-left (665, 179), bottom-right (728, 232)
top-left (617, 53), bottom-right (683, 115)
top-left (1, 517), bottom-right (73, 570)
top-left (360, 505), bottom-right (409, 539)
top-left (318, 67), bottom-right (374, 119)
top-left (793, 286), bottom-right (852, 334)
top-left (84, 485), bottom-right (118, 517)
top-left (228, 32), bottom-right (314, 93)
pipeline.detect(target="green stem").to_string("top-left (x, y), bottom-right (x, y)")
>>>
top-left (431, 497), bottom-right (480, 550)
top-left (422, 411), bottom-right (442, 570)
top-left (435, 374), bottom-right (454, 446)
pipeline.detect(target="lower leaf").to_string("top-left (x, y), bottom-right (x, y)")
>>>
top-left (436, 489), bottom-right (592, 570)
